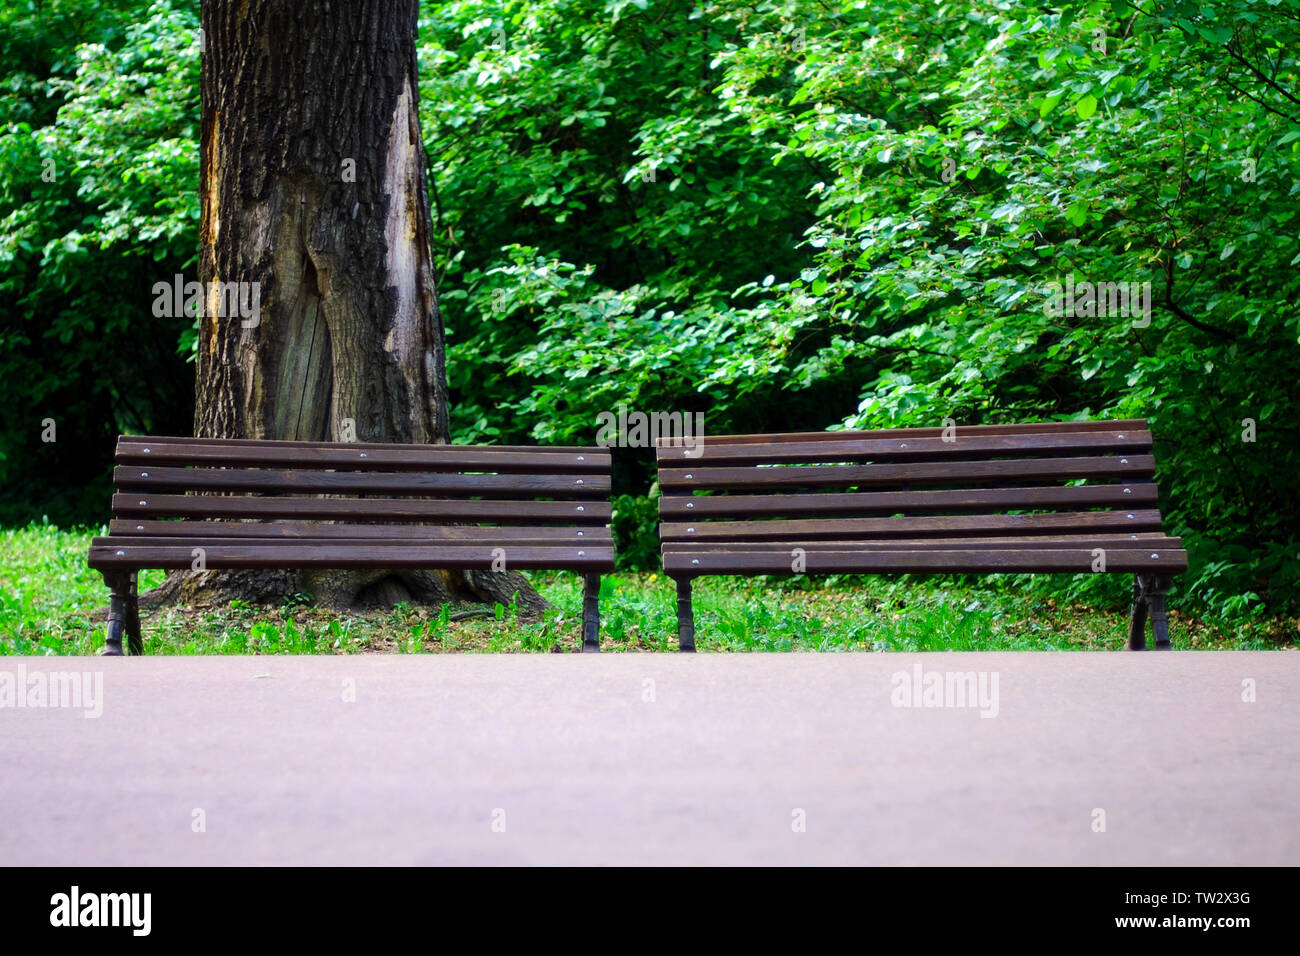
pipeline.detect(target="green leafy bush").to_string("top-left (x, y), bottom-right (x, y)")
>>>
top-left (1, 0), bottom-right (1296, 620)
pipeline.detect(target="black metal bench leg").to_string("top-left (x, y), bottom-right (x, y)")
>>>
top-left (1149, 574), bottom-right (1172, 650)
top-left (102, 571), bottom-right (128, 657)
top-left (581, 573), bottom-right (601, 652)
top-left (675, 576), bottom-right (696, 652)
top-left (125, 571), bottom-right (143, 656)
top-left (1127, 573), bottom-right (1149, 651)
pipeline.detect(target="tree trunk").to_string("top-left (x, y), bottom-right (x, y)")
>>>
top-left (149, 0), bottom-right (544, 615)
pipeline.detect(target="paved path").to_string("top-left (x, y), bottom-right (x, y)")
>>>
top-left (2, 652), bottom-right (1296, 865)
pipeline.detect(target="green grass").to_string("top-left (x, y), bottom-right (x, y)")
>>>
top-left (1, 524), bottom-right (1293, 655)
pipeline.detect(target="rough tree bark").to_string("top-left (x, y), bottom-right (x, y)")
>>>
top-left (149, 0), bottom-right (543, 614)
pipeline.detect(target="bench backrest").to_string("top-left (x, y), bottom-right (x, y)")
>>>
top-left (655, 419), bottom-right (1174, 548)
top-left (103, 435), bottom-right (611, 566)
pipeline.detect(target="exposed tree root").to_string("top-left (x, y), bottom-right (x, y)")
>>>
top-left (141, 567), bottom-right (550, 620)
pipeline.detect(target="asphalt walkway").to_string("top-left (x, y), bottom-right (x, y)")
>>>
top-left (2, 652), bottom-right (1294, 865)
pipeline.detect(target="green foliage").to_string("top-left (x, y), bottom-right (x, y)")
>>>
top-left (421, 0), bottom-right (1300, 617)
top-left (1, 0), bottom-right (1297, 620)
top-left (612, 490), bottom-right (661, 570)
top-left (0, 0), bottom-right (198, 525)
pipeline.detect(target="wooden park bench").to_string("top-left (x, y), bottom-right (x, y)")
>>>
top-left (87, 436), bottom-right (615, 655)
top-left (656, 419), bottom-right (1186, 651)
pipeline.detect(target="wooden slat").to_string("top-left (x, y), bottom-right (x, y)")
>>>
top-left (107, 520), bottom-right (605, 542)
top-left (658, 483), bottom-right (1161, 518)
top-left (120, 435), bottom-right (604, 452)
top-left (659, 455), bottom-right (1155, 491)
top-left (662, 548), bottom-right (1188, 574)
top-left (655, 429), bottom-right (1151, 466)
top-left (99, 535), bottom-right (614, 553)
top-left (656, 419), bottom-right (1149, 448)
top-left (666, 534), bottom-right (1181, 551)
top-left (116, 437), bottom-right (608, 473)
top-left (89, 543), bottom-right (615, 571)
top-left (113, 465), bottom-right (606, 497)
top-left (111, 494), bottom-right (611, 523)
top-left (660, 510), bottom-right (1167, 541)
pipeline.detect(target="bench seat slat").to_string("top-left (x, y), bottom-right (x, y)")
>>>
top-left (661, 510), bottom-right (1166, 541)
top-left (663, 548), bottom-right (1188, 574)
top-left (659, 455), bottom-right (1155, 490)
top-left (657, 483), bottom-right (1160, 518)
top-left (101, 531), bottom-right (613, 550)
top-left (656, 429), bottom-right (1151, 466)
top-left (113, 465), bottom-right (606, 497)
top-left (111, 494), bottom-right (611, 523)
top-left (666, 534), bottom-right (1181, 551)
top-left (89, 543), bottom-right (615, 571)
top-left (108, 520), bottom-right (601, 541)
